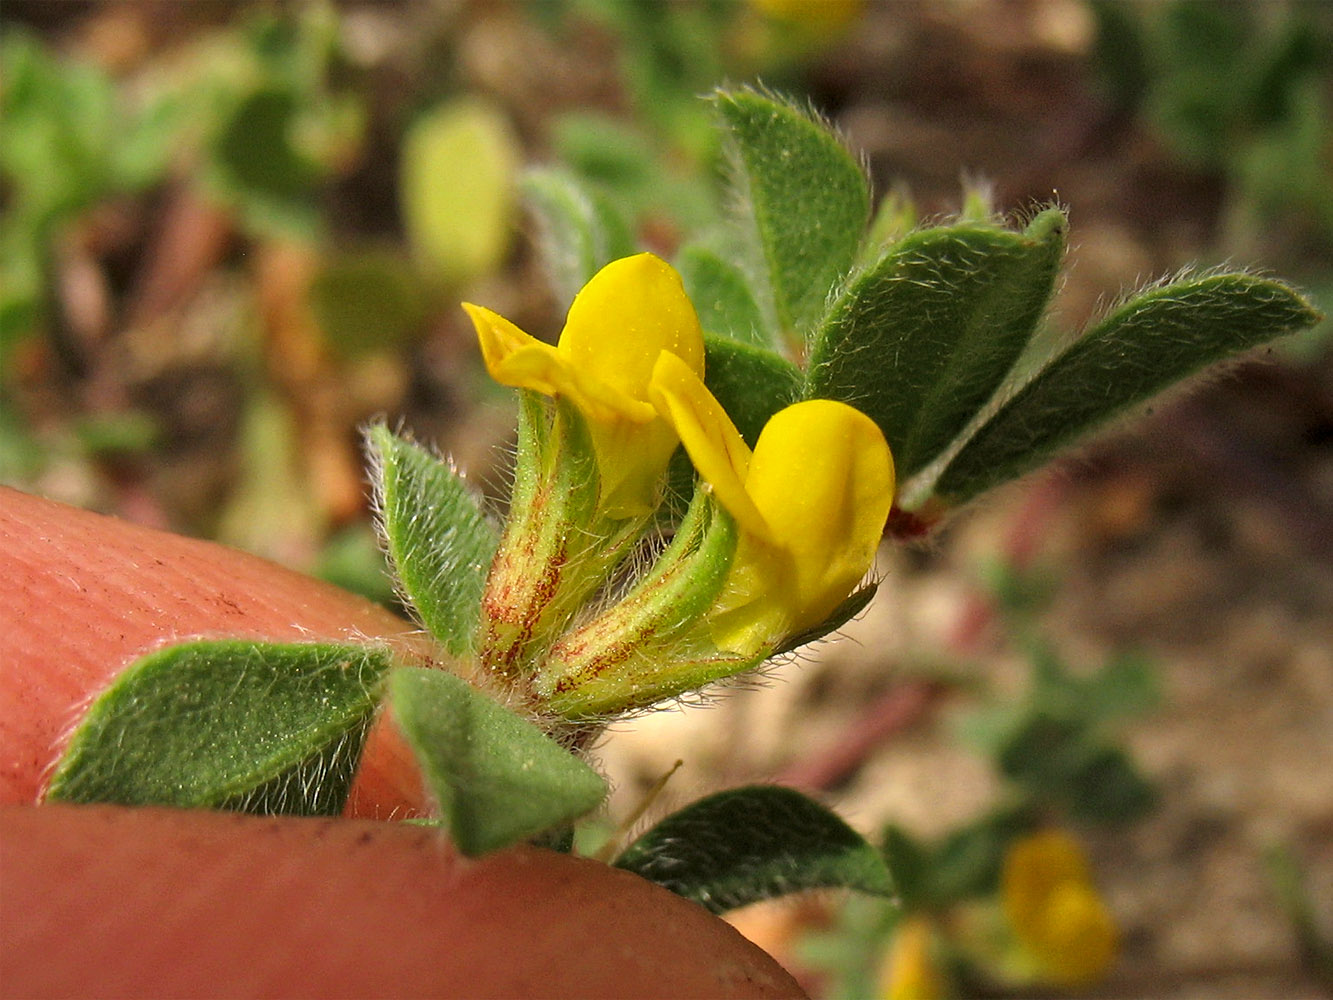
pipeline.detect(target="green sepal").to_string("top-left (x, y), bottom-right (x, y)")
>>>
top-left (807, 213), bottom-right (1067, 479)
top-left (703, 334), bottom-right (803, 448)
top-left (46, 640), bottom-right (392, 815)
top-left (368, 423), bottom-right (497, 656)
top-left (676, 243), bottom-right (770, 347)
top-left (773, 583), bottom-right (877, 656)
top-left (615, 785), bottom-right (894, 914)
top-left (388, 666), bottom-right (607, 856)
top-left (521, 166), bottom-right (636, 306)
top-left (713, 88), bottom-right (869, 345)
top-left (536, 493), bottom-right (739, 718)
top-left (934, 272), bottom-right (1322, 503)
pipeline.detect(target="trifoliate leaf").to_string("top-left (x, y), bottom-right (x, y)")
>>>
top-left (367, 424), bottom-right (497, 656)
top-left (807, 214), bottom-right (1066, 478)
top-left (713, 89), bottom-right (869, 345)
top-left (934, 273), bottom-right (1322, 503)
top-left (47, 640), bottom-right (391, 815)
top-left (615, 785), bottom-right (893, 914)
top-left (389, 666), bottom-right (607, 856)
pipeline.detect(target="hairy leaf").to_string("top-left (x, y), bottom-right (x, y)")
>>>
top-left (935, 273), bottom-right (1322, 502)
top-left (368, 424), bottom-right (497, 655)
top-left (47, 640), bottom-right (391, 815)
top-left (703, 334), bottom-right (803, 447)
top-left (713, 89), bottom-right (869, 344)
top-left (807, 213), bottom-right (1067, 478)
top-left (389, 666), bottom-right (607, 856)
top-left (615, 785), bottom-right (893, 914)
top-left (676, 243), bottom-right (770, 347)
top-left (522, 167), bottom-right (635, 306)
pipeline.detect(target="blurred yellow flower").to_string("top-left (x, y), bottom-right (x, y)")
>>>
top-left (650, 351), bottom-right (893, 655)
top-left (751, 0), bottom-right (863, 35)
top-left (463, 253), bottom-right (704, 517)
top-left (879, 916), bottom-right (946, 1000)
top-left (1002, 830), bottom-right (1118, 987)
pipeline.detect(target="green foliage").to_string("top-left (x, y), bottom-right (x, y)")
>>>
top-left (885, 806), bottom-right (1036, 909)
top-left (959, 596), bottom-right (1161, 826)
top-left (615, 785), bottom-right (893, 914)
top-left (567, 0), bottom-right (730, 155)
top-left (522, 167), bottom-right (637, 306)
top-left (47, 640), bottom-right (391, 815)
top-left (0, 29), bottom-right (177, 355)
top-left (212, 88), bottom-right (322, 235)
top-left (702, 335), bottom-right (803, 447)
top-left (713, 89), bottom-right (870, 346)
top-left (676, 243), bottom-right (770, 347)
top-left (389, 666), bottom-right (607, 856)
top-left (807, 212), bottom-right (1066, 479)
top-left (195, 5), bottom-right (363, 239)
top-left (400, 98), bottom-right (520, 289)
top-left (934, 273), bottom-right (1321, 503)
top-left (367, 425), bottom-right (498, 656)
top-left (1092, 1), bottom-right (1333, 240)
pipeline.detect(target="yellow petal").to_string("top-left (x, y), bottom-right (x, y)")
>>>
top-left (879, 917), bottom-right (945, 1000)
top-left (1003, 830), bottom-right (1118, 986)
top-left (562, 253), bottom-right (705, 401)
top-left (649, 351), bottom-right (769, 539)
top-left (462, 301), bottom-right (653, 425)
top-left (463, 302), bottom-right (565, 395)
top-left (744, 400), bottom-right (893, 630)
top-left (587, 416), bottom-right (681, 519)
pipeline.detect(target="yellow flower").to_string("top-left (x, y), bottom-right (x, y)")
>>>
top-left (751, 0), bottom-right (863, 35)
top-left (879, 917), bottom-right (946, 1000)
top-left (650, 351), bottom-right (893, 655)
top-left (463, 253), bottom-right (704, 518)
top-left (1002, 830), bottom-right (1118, 987)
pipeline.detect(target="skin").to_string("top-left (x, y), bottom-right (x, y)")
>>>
top-left (0, 487), bottom-right (805, 999)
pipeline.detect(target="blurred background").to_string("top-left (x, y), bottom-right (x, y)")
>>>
top-left (2, 2), bottom-right (1330, 996)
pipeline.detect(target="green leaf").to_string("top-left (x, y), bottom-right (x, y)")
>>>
top-left (935, 273), bottom-right (1322, 503)
top-left (995, 712), bottom-right (1156, 824)
top-left (401, 98), bottom-right (519, 287)
top-left (703, 334), bottom-right (803, 447)
top-left (880, 824), bottom-right (933, 909)
top-left (615, 785), bottom-right (893, 914)
top-left (928, 806), bottom-right (1036, 903)
top-left (1065, 745), bottom-right (1157, 824)
top-left (713, 89), bottom-right (869, 344)
top-left (807, 214), bottom-right (1067, 479)
top-left (47, 640), bottom-right (391, 815)
top-left (389, 666), bottom-right (607, 856)
top-left (211, 88), bottom-right (321, 238)
top-left (522, 166), bottom-right (636, 306)
top-left (676, 243), bottom-right (770, 347)
top-left (367, 424), bottom-right (497, 656)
